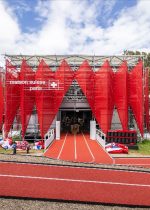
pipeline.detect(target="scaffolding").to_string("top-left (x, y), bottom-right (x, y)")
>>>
top-left (1, 54), bottom-right (149, 140)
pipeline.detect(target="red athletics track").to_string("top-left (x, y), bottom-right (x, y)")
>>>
top-left (0, 162), bottom-right (150, 206)
top-left (44, 133), bottom-right (113, 164)
top-left (44, 133), bottom-right (150, 168)
top-left (115, 158), bottom-right (150, 168)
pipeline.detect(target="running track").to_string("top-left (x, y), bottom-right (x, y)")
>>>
top-left (44, 133), bottom-right (113, 164)
top-left (44, 133), bottom-right (150, 168)
top-left (0, 162), bottom-right (150, 206)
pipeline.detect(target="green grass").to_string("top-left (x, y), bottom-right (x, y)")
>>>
top-left (0, 147), bottom-right (12, 154)
top-left (129, 140), bottom-right (150, 155)
top-left (0, 147), bottom-right (44, 155)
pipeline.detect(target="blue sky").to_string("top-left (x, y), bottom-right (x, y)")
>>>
top-left (0, 0), bottom-right (150, 66)
top-left (6, 0), bottom-right (137, 33)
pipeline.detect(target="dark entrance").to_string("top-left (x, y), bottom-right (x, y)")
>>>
top-left (61, 111), bottom-right (92, 133)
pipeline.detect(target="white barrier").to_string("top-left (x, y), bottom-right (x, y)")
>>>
top-left (44, 129), bottom-right (55, 149)
top-left (144, 133), bottom-right (150, 140)
top-left (96, 129), bottom-right (106, 148)
top-left (56, 121), bottom-right (60, 140)
top-left (90, 120), bottom-right (96, 140)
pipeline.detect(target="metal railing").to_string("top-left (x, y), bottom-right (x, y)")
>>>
top-left (96, 129), bottom-right (106, 148)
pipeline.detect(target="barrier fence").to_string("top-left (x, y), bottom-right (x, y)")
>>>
top-left (96, 129), bottom-right (106, 148)
top-left (44, 129), bottom-right (55, 150)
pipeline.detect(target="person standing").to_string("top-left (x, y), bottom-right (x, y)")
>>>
top-left (12, 142), bottom-right (17, 155)
top-left (26, 144), bottom-right (30, 154)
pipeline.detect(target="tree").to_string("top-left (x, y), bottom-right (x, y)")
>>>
top-left (123, 50), bottom-right (150, 68)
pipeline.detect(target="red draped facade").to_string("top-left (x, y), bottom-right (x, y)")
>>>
top-left (4, 58), bottom-right (145, 137)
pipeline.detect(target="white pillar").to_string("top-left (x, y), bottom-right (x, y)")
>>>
top-left (90, 120), bottom-right (96, 140)
top-left (56, 121), bottom-right (60, 140)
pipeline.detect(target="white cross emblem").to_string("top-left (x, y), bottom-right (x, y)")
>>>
top-left (51, 82), bottom-right (58, 88)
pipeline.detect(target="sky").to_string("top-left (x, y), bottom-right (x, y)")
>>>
top-left (0, 0), bottom-right (150, 65)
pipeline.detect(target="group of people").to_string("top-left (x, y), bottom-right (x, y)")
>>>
top-left (12, 141), bottom-right (30, 155)
top-left (62, 116), bottom-right (84, 134)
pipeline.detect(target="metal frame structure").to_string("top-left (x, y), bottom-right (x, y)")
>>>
top-left (0, 54), bottom-right (149, 140)
top-left (5, 54), bottom-right (143, 70)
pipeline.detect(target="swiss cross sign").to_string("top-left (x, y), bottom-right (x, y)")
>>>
top-left (48, 80), bottom-right (59, 89)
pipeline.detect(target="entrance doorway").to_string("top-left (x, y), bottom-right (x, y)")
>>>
top-left (61, 110), bottom-right (92, 133)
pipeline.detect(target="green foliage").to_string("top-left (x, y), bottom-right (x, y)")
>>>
top-left (123, 50), bottom-right (150, 68)
top-left (130, 140), bottom-right (150, 155)
top-left (12, 135), bottom-right (21, 142)
top-left (138, 140), bottom-right (150, 154)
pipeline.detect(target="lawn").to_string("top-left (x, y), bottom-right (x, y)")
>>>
top-left (0, 147), bottom-right (44, 155)
top-left (129, 140), bottom-right (150, 155)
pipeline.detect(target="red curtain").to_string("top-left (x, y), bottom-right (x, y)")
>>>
top-left (4, 60), bottom-right (20, 136)
top-left (20, 59), bottom-right (35, 138)
top-left (63, 60), bottom-right (74, 93)
top-left (94, 60), bottom-right (114, 133)
top-left (144, 68), bottom-right (149, 132)
top-left (76, 60), bottom-right (95, 114)
top-left (35, 59), bottom-right (55, 139)
top-left (36, 59), bottom-right (73, 138)
top-left (55, 59), bottom-right (73, 111)
top-left (114, 61), bottom-right (128, 130)
top-left (129, 60), bottom-right (143, 135)
top-left (0, 73), bottom-right (4, 130)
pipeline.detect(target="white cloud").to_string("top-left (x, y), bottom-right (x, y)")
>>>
top-left (0, 0), bottom-right (150, 66)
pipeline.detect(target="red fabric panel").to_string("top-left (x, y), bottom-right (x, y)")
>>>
top-left (76, 60), bottom-right (95, 113)
top-left (20, 60), bottom-right (35, 137)
top-left (114, 61), bottom-right (128, 130)
top-left (63, 60), bottom-right (74, 93)
top-left (129, 60), bottom-right (143, 135)
top-left (4, 60), bottom-right (20, 136)
top-left (0, 73), bottom-right (4, 130)
top-left (35, 60), bottom-right (55, 139)
top-left (36, 60), bottom-right (73, 138)
top-left (144, 68), bottom-right (149, 131)
top-left (94, 60), bottom-right (114, 133)
top-left (55, 60), bottom-right (73, 112)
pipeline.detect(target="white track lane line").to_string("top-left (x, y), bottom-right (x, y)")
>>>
top-left (74, 134), bottom-right (77, 160)
top-left (82, 132), bottom-right (95, 162)
top-left (57, 132), bottom-right (68, 159)
top-left (1, 174), bottom-right (150, 188)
